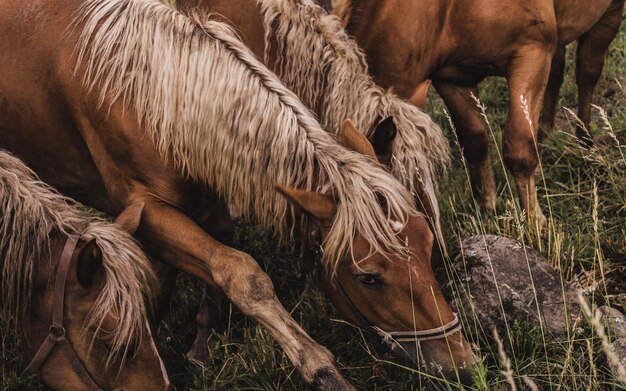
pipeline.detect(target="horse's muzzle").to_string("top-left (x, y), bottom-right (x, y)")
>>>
top-left (389, 339), bottom-right (476, 386)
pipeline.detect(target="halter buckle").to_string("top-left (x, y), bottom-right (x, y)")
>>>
top-left (49, 325), bottom-right (66, 339)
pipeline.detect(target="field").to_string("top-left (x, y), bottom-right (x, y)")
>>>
top-left (2, 9), bottom-right (625, 391)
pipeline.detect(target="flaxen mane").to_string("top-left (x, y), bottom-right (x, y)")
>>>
top-left (71, 0), bottom-right (416, 274)
top-left (0, 150), bottom-right (156, 366)
top-left (256, 0), bottom-right (450, 198)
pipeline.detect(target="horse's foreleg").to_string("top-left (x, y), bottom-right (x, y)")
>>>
top-left (187, 200), bottom-right (233, 364)
top-left (541, 46), bottom-right (565, 132)
top-left (575, 0), bottom-right (625, 143)
top-left (186, 282), bottom-right (228, 364)
top-left (434, 81), bottom-right (496, 214)
top-left (503, 45), bottom-right (553, 228)
top-left (137, 200), bottom-right (355, 390)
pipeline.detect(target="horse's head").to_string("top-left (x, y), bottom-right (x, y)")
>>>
top-left (277, 120), bottom-right (475, 383)
top-left (367, 114), bottom-right (448, 261)
top-left (24, 205), bottom-right (173, 391)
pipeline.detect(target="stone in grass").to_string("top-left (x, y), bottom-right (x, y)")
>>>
top-left (599, 306), bottom-right (626, 381)
top-left (440, 235), bottom-right (581, 337)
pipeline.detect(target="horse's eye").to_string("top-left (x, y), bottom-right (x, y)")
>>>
top-left (358, 274), bottom-right (381, 286)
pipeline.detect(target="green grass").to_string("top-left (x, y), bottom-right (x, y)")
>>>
top-left (2, 13), bottom-right (626, 391)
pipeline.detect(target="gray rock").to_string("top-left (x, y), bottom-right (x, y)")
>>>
top-left (440, 235), bottom-right (581, 336)
top-left (599, 306), bottom-right (626, 380)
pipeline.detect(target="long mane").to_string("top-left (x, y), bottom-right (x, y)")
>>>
top-left (256, 0), bottom-right (451, 197)
top-left (0, 151), bottom-right (156, 365)
top-left (71, 0), bottom-right (416, 273)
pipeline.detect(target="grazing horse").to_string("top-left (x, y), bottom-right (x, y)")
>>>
top-left (177, 0), bottom-right (451, 252)
top-left (0, 151), bottom-right (171, 390)
top-left (0, 0), bottom-right (474, 386)
top-left (337, 0), bottom-right (625, 224)
top-left (177, 0), bottom-right (456, 369)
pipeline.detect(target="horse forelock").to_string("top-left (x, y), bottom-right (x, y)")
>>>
top-left (70, 0), bottom-right (419, 275)
top-left (0, 151), bottom-right (156, 368)
top-left (256, 0), bottom-right (451, 196)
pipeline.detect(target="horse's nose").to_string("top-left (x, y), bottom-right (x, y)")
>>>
top-left (388, 339), bottom-right (476, 385)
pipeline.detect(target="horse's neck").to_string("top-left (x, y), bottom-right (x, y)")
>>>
top-left (180, 0), bottom-right (268, 59)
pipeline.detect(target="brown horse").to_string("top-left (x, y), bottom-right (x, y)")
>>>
top-left (178, 0), bottom-right (458, 368)
top-left (337, 0), bottom-right (625, 225)
top-left (0, 0), bottom-right (473, 386)
top-left (177, 0), bottom-right (450, 252)
top-left (0, 151), bottom-right (172, 390)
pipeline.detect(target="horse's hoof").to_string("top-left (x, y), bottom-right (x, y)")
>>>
top-left (311, 367), bottom-right (356, 391)
top-left (185, 338), bottom-right (210, 367)
top-left (479, 198), bottom-right (497, 217)
top-left (532, 209), bottom-right (547, 232)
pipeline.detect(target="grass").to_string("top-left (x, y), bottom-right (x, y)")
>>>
top-left (2, 11), bottom-right (626, 391)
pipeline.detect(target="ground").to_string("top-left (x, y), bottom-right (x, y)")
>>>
top-left (1, 9), bottom-right (625, 391)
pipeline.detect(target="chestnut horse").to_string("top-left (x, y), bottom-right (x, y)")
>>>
top-left (337, 0), bottom-right (625, 225)
top-left (177, 0), bottom-right (450, 252)
top-left (0, 0), bottom-right (473, 386)
top-left (179, 0), bottom-right (456, 369)
top-left (0, 151), bottom-right (171, 390)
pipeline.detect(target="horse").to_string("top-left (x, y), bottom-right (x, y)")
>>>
top-left (336, 0), bottom-right (625, 226)
top-left (176, 0), bottom-right (464, 373)
top-left (175, 0), bottom-right (455, 365)
top-left (0, 150), bottom-right (172, 390)
top-left (0, 0), bottom-right (474, 386)
top-left (177, 0), bottom-right (451, 254)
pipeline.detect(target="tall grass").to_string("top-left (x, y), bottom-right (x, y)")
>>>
top-left (2, 11), bottom-right (625, 391)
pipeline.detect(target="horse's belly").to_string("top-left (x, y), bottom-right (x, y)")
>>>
top-left (433, 63), bottom-right (503, 86)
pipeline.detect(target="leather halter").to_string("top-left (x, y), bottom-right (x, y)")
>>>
top-left (332, 277), bottom-right (462, 350)
top-left (310, 232), bottom-right (462, 351)
top-left (24, 234), bottom-right (104, 391)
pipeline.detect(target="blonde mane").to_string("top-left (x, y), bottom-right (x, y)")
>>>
top-left (71, 0), bottom-right (417, 274)
top-left (0, 151), bottom-right (157, 366)
top-left (256, 0), bottom-right (451, 199)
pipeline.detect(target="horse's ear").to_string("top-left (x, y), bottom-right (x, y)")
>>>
top-left (369, 116), bottom-right (397, 160)
top-left (275, 185), bottom-right (337, 222)
top-left (77, 239), bottom-right (104, 287)
top-left (409, 79), bottom-right (432, 108)
top-left (114, 202), bottom-right (145, 235)
top-left (339, 119), bottom-right (377, 161)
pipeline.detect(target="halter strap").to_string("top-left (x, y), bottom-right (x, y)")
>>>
top-left (374, 315), bottom-right (462, 344)
top-left (331, 273), bottom-right (462, 347)
top-left (24, 234), bottom-right (103, 391)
